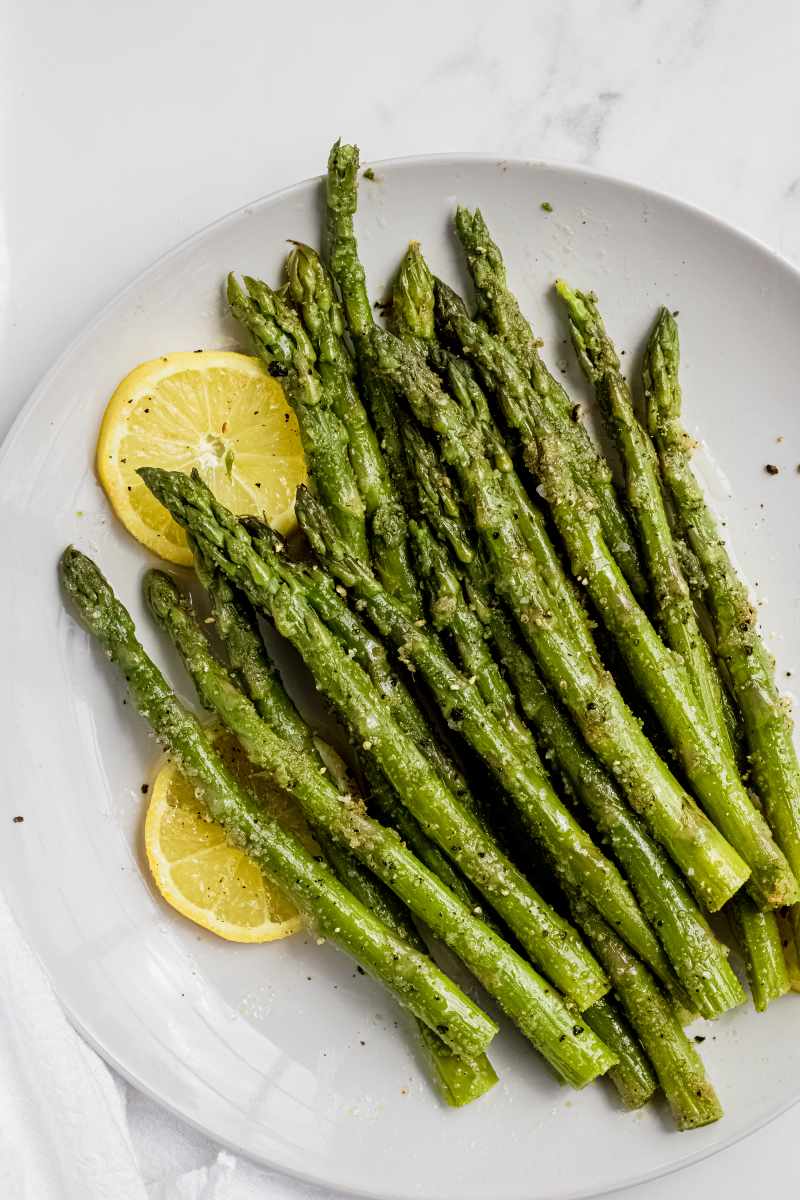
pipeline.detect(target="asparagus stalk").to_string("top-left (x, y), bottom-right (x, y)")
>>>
top-left (569, 894), bottom-right (723, 1130)
top-left (435, 277), bottom-right (789, 908)
top-left (366, 326), bottom-right (749, 911)
top-left (392, 240), bottom-right (437, 350)
top-left (285, 241), bottom-right (384, 514)
top-left (452, 208), bottom-right (647, 599)
top-left (157, 563), bottom-right (498, 1104)
top-left (226, 273), bottom-right (367, 563)
top-left (582, 996), bottom-right (657, 1110)
top-left (59, 547), bottom-right (495, 1061)
top-left (554, 284), bottom-right (795, 910)
top-left (285, 243), bottom-right (422, 617)
top-left (556, 284), bottom-right (731, 755)
top-left (410, 518), bottom-right (531, 753)
top-left (326, 142), bottom-right (422, 517)
top-left (355, 754), bottom-right (485, 919)
top-left (402, 423), bottom-right (744, 1015)
top-left (777, 911), bottom-right (800, 992)
top-left (197, 548), bottom-right (474, 911)
top-left (139, 466), bottom-right (610, 1012)
top-left (200, 537), bottom-right (498, 956)
top-left (297, 486), bottom-right (680, 994)
top-left (142, 566), bottom-right (615, 1087)
top-left (644, 306), bottom-right (800, 892)
top-left (727, 894), bottom-right (790, 1012)
top-left (393, 245), bottom-right (596, 664)
top-left (240, 516), bottom-right (485, 828)
top-left (326, 140), bottom-right (373, 339)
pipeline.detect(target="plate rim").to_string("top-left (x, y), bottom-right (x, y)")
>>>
top-left (3, 152), bottom-right (800, 1200)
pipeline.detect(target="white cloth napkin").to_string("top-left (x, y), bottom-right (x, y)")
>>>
top-left (0, 887), bottom-right (332, 1200)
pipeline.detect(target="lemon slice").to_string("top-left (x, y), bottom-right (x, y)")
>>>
top-left (97, 351), bottom-right (307, 565)
top-left (145, 728), bottom-right (317, 942)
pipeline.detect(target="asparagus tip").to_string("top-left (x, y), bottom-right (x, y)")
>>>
top-left (142, 567), bottom-right (186, 622)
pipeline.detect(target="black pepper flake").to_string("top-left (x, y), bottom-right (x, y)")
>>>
top-left (141, 783), bottom-right (149, 795)
top-left (765, 464), bottom-right (780, 475)
top-left (694, 1035), bottom-right (706, 1043)
top-left (356, 965), bottom-right (365, 975)
top-left (572, 1024), bottom-right (583, 1036)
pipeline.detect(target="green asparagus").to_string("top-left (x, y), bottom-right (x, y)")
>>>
top-left (153, 566), bottom-right (499, 1102)
top-left (452, 208), bottom-right (647, 599)
top-left (285, 242), bottom-right (422, 616)
top-left (227, 272), bottom-right (367, 562)
top-left (583, 996), bottom-right (657, 1110)
top-left (728, 894), bottom-right (790, 1012)
top-left (432, 275), bottom-right (789, 909)
top-left (570, 893), bottom-right (723, 1130)
top-left (139, 466), bottom-right (611, 1012)
top-left (240, 517), bottom-right (485, 828)
top-left (554, 283), bottom-right (795, 910)
top-left (142, 565), bottom-right (615, 1086)
top-left (297, 485), bottom-right (681, 994)
top-left (366, 325), bottom-right (749, 911)
top-left (644, 306), bottom-right (800, 893)
top-left (402, 427), bottom-right (744, 1015)
top-left (60, 547), bottom-right (495, 1060)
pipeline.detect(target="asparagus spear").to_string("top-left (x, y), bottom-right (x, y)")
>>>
top-left (326, 140), bottom-right (373, 339)
top-left (139, 466), bottom-right (610, 1012)
top-left (777, 911), bottom-right (800, 992)
top-left (142, 566), bottom-right (615, 1087)
top-left (569, 894), bottom-right (723, 1130)
top-left (326, 142), bottom-right (421, 516)
top-left (153, 564), bottom-right (498, 1104)
top-left (297, 486), bottom-right (680, 994)
top-left (644, 306), bottom-right (800, 893)
top-left (452, 208), bottom-right (647, 600)
top-left (582, 996), bottom-right (657, 1110)
top-left (402, 424), bottom-right (744, 1016)
top-left (554, 283), bottom-right (795, 910)
top-left (435, 278), bottom-right (790, 909)
top-left (59, 547), bottom-right (495, 1061)
top-left (557, 285), bottom-right (731, 752)
top-left (285, 243), bottom-right (422, 617)
top-left (727, 894), bottom-right (790, 1012)
top-left (393, 245), bottom-right (596, 664)
top-left (365, 326), bottom-right (749, 911)
top-left (392, 240), bottom-right (436, 351)
top-left (201, 534), bottom-right (497, 932)
top-left (240, 517), bottom-right (485, 829)
top-left (226, 273), bottom-right (367, 563)
top-left (410, 518), bottom-right (531, 753)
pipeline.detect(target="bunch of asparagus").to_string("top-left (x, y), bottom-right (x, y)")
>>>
top-left (62, 139), bottom-right (800, 1129)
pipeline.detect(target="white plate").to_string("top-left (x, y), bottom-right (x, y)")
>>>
top-left (2, 156), bottom-right (800, 1200)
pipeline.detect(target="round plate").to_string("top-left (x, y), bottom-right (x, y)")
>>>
top-left (2, 156), bottom-right (800, 1200)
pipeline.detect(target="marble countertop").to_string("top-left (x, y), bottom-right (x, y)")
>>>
top-left (3, 0), bottom-right (800, 1195)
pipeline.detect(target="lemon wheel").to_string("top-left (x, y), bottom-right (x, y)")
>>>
top-left (96, 351), bottom-right (307, 565)
top-left (144, 728), bottom-right (317, 942)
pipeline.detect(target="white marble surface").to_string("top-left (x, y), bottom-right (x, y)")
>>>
top-left (2, 0), bottom-right (800, 1195)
